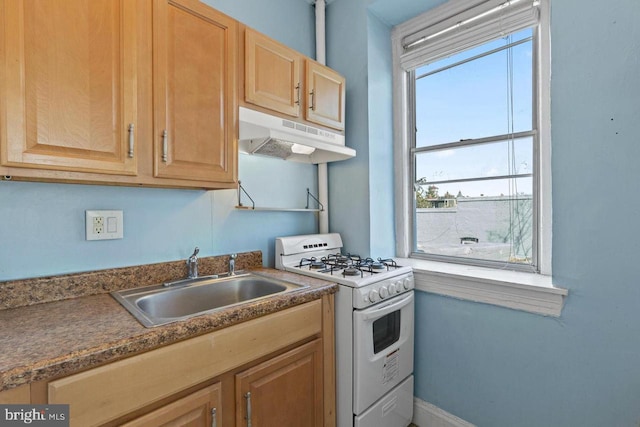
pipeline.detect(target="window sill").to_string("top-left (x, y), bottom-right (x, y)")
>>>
top-left (395, 258), bottom-right (568, 317)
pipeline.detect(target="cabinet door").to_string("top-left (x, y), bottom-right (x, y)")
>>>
top-left (0, 384), bottom-right (30, 404)
top-left (0, 0), bottom-right (139, 175)
top-left (153, 0), bottom-right (237, 183)
top-left (305, 61), bottom-right (346, 131)
top-left (235, 339), bottom-right (323, 427)
top-left (244, 28), bottom-right (302, 117)
top-left (122, 383), bottom-right (221, 427)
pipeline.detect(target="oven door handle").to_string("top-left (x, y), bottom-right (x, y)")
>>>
top-left (358, 291), bottom-right (413, 321)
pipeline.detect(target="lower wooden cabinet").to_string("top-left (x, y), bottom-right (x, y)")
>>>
top-left (0, 384), bottom-right (30, 404)
top-left (122, 383), bottom-right (221, 427)
top-left (43, 296), bottom-right (334, 427)
top-left (235, 339), bottom-right (323, 427)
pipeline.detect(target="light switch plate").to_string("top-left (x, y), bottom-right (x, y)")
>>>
top-left (86, 210), bottom-right (123, 240)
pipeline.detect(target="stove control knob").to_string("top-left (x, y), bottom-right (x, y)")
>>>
top-left (388, 283), bottom-right (397, 294)
top-left (395, 281), bottom-right (403, 292)
top-left (368, 289), bottom-right (380, 302)
top-left (403, 277), bottom-right (413, 290)
top-left (379, 286), bottom-right (389, 299)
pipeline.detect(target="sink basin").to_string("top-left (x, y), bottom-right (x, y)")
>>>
top-left (112, 273), bottom-right (307, 327)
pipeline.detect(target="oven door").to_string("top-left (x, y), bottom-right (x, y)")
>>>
top-left (353, 290), bottom-right (414, 415)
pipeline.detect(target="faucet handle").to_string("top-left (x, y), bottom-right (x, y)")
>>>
top-left (186, 247), bottom-right (200, 279)
top-left (229, 253), bottom-right (237, 276)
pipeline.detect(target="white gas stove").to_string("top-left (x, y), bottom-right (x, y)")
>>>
top-left (276, 233), bottom-right (415, 427)
top-left (275, 233), bottom-right (414, 308)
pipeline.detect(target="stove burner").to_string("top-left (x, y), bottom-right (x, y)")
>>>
top-left (343, 267), bottom-right (362, 277)
top-left (298, 257), bottom-right (326, 269)
top-left (354, 257), bottom-right (385, 273)
top-left (319, 253), bottom-right (361, 275)
top-left (358, 257), bottom-right (383, 270)
top-left (310, 260), bottom-right (326, 269)
top-left (322, 256), bottom-right (346, 268)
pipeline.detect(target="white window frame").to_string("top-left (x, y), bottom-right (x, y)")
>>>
top-left (391, 0), bottom-right (567, 316)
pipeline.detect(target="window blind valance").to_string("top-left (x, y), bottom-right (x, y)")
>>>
top-left (398, 0), bottom-right (539, 71)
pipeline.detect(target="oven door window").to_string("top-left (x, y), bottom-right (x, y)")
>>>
top-left (372, 309), bottom-right (401, 354)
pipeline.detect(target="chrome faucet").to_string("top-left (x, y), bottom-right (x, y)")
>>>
top-left (187, 247), bottom-right (199, 279)
top-left (229, 253), bottom-right (237, 276)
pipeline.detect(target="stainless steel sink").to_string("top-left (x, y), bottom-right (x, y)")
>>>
top-left (112, 272), bottom-right (307, 327)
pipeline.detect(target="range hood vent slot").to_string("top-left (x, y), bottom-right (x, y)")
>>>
top-left (239, 107), bottom-right (355, 164)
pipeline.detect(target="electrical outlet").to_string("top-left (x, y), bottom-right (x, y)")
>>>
top-left (93, 216), bottom-right (104, 234)
top-left (86, 210), bottom-right (123, 240)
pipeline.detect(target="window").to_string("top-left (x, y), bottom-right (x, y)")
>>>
top-left (392, 0), bottom-right (551, 274)
top-left (414, 28), bottom-right (535, 269)
top-left (373, 309), bottom-right (401, 354)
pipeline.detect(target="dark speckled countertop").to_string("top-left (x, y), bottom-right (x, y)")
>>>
top-left (0, 252), bottom-right (337, 392)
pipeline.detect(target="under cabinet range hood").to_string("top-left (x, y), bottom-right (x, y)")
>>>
top-left (238, 107), bottom-right (355, 163)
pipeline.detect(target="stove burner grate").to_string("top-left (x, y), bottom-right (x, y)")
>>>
top-left (378, 258), bottom-right (399, 269)
top-left (298, 257), bottom-right (326, 269)
top-left (294, 253), bottom-right (401, 278)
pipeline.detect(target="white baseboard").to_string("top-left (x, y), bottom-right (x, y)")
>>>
top-left (412, 398), bottom-right (475, 427)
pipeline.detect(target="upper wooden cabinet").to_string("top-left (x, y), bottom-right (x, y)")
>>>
top-left (0, 0), bottom-right (238, 189)
top-left (305, 61), bottom-right (346, 131)
top-left (243, 27), bottom-right (346, 131)
top-left (244, 28), bottom-right (302, 117)
top-left (0, 0), bottom-right (140, 175)
top-left (153, 0), bottom-right (237, 183)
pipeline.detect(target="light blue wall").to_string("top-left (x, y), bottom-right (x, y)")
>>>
top-left (368, 0), bottom-right (447, 26)
top-left (413, 1), bottom-right (640, 425)
top-left (326, 0), bottom-right (371, 255)
top-left (203, 0), bottom-right (315, 57)
top-left (328, 0), bottom-right (640, 425)
top-left (325, 1), bottom-right (396, 258)
top-left (0, 156), bottom-right (317, 280)
top-left (0, 0), bottom-right (318, 281)
top-left (366, 12), bottom-right (395, 257)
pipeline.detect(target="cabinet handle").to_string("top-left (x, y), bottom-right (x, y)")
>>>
top-left (161, 130), bottom-right (168, 162)
top-left (309, 89), bottom-right (316, 111)
top-left (295, 83), bottom-right (301, 106)
top-left (127, 124), bottom-right (135, 158)
top-left (245, 392), bottom-right (252, 427)
top-left (211, 407), bottom-right (217, 427)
